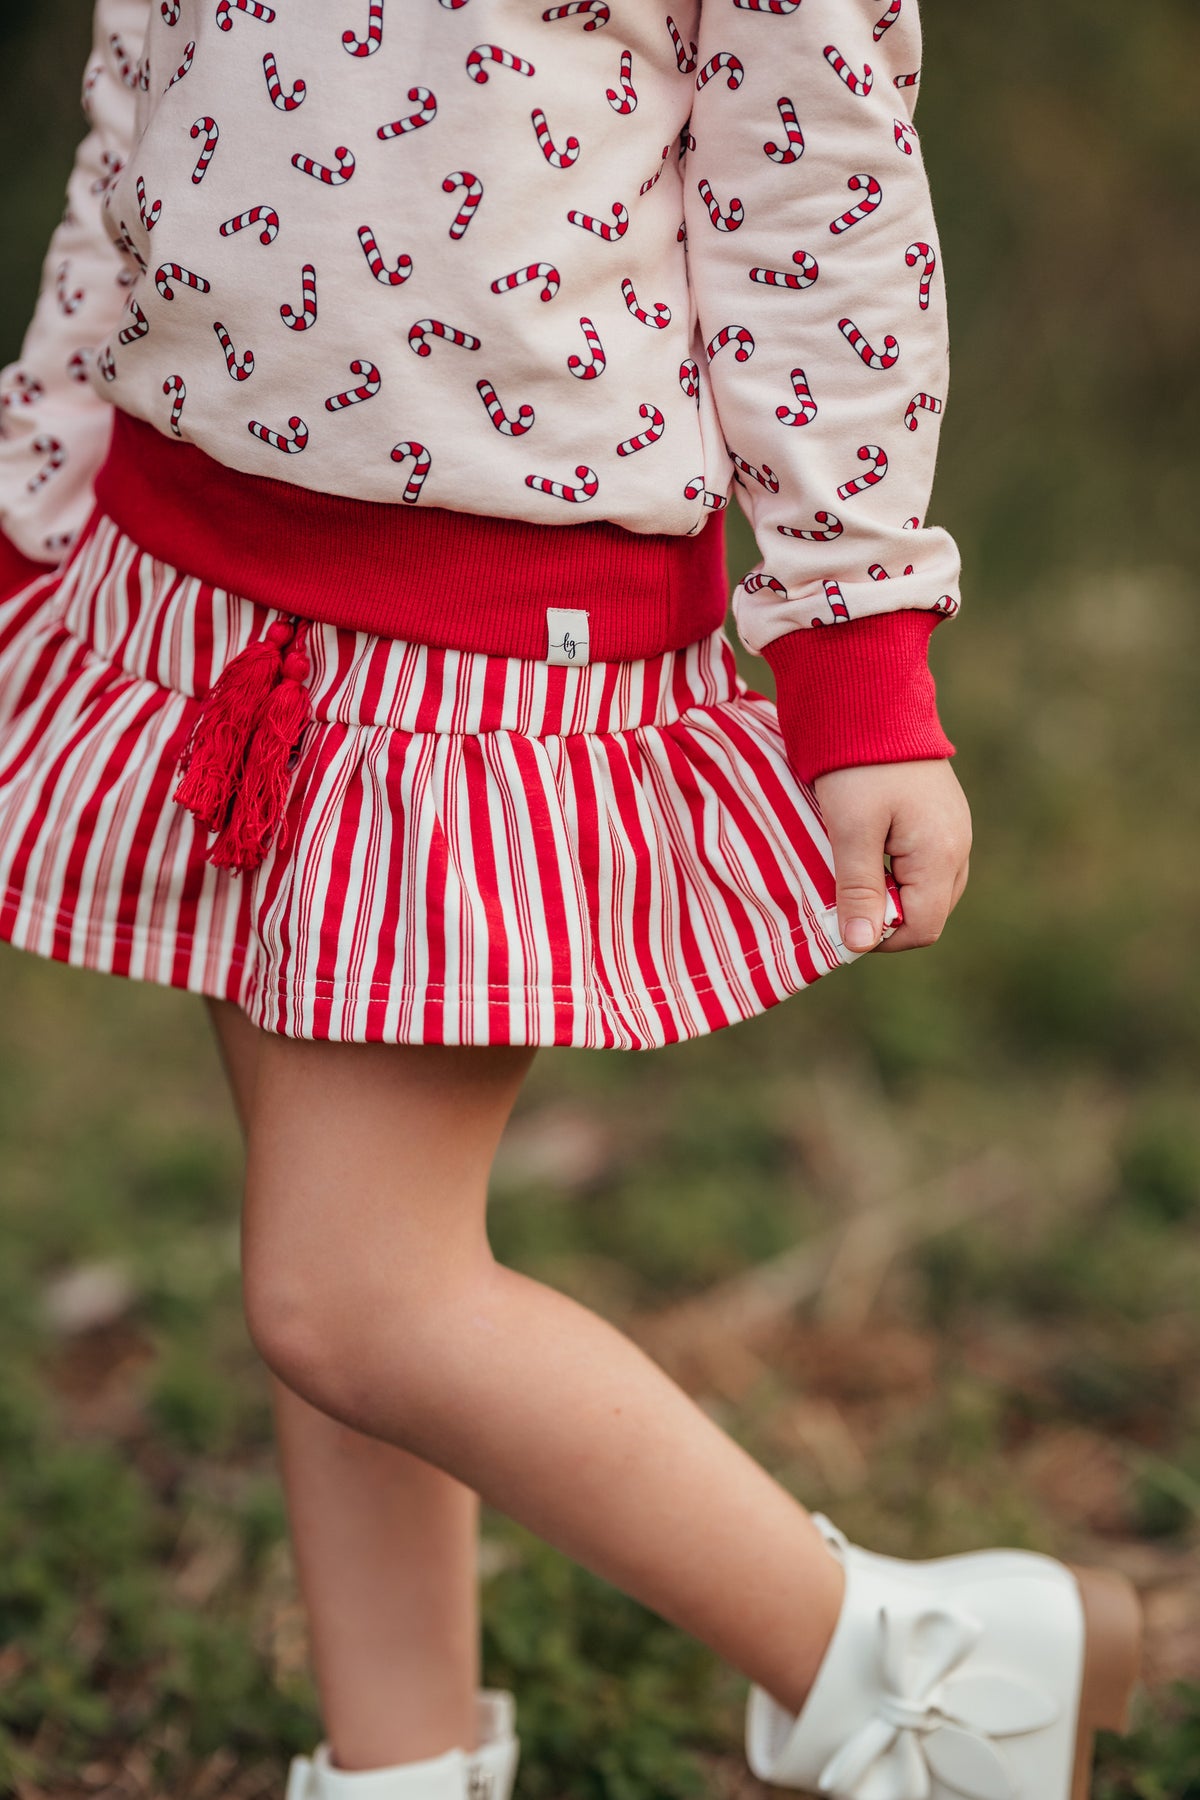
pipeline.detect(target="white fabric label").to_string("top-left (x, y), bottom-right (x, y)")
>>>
top-left (545, 608), bottom-right (591, 666)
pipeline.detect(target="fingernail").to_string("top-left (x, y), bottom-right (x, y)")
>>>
top-left (844, 918), bottom-right (877, 951)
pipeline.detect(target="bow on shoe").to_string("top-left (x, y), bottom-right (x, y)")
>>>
top-left (816, 1602), bottom-right (1061, 1800)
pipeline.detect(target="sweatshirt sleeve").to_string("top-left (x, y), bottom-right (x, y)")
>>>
top-left (684, 0), bottom-right (960, 782)
top-left (0, 0), bottom-right (150, 591)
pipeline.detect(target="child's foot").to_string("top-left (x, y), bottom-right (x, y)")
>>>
top-left (745, 1516), bottom-right (1143, 1799)
top-left (287, 1689), bottom-right (519, 1800)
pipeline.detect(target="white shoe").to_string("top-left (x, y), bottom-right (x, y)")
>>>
top-left (745, 1514), bottom-right (1142, 1800)
top-left (286, 1688), bottom-right (519, 1800)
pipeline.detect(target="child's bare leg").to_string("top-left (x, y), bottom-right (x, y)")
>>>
top-left (206, 1000), bottom-right (482, 1768)
top-left (241, 1033), bottom-right (847, 1739)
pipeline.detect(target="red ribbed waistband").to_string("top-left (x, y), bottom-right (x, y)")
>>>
top-left (92, 408), bottom-right (730, 660)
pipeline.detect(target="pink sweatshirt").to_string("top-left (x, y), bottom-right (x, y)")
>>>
top-left (0, 0), bottom-right (960, 780)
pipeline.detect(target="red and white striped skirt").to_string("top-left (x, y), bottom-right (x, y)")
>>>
top-left (0, 505), bottom-right (901, 1048)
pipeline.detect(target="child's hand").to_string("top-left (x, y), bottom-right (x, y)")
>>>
top-left (813, 760), bottom-right (972, 955)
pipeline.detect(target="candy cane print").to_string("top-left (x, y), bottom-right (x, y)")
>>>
top-left (838, 317), bottom-right (899, 370)
top-left (97, 144), bottom-right (123, 200)
top-left (111, 219), bottom-right (147, 274)
top-left (764, 96), bottom-right (804, 164)
top-left (166, 41), bottom-right (196, 89)
top-left (220, 204), bottom-right (280, 246)
top-left (162, 373), bottom-right (186, 436)
top-left (730, 451), bottom-right (778, 492)
top-left (620, 277), bottom-right (670, 328)
top-left (108, 30), bottom-right (141, 88)
top-left (26, 435), bottom-right (65, 493)
top-left (836, 443), bottom-right (888, 499)
top-left (677, 217), bottom-right (686, 244)
top-left (358, 225), bottom-right (413, 285)
top-left (440, 172), bottom-right (482, 239)
top-left (280, 264), bottom-right (317, 330)
top-left (325, 359), bottom-right (382, 411)
top-left (894, 117), bottom-right (917, 156)
top-left (95, 342), bottom-right (117, 380)
top-left (742, 570), bottom-right (788, 598)
top-left (904, 390), bottom-right (943, 431)
top-left (683, 476), bottom-right (727, 510)
top-left (823, 45), bottom-right (873, 96)
top-left (639, 146), bottom-right (672, 196)
top-left (55, 261), bottom-right (84, 316)
top-left (776, 366), bottom-right (817, 425)
top-left (542, 1), bottom-right (611, 28)
top-left (874, 0), bottom-right (901, 36)
top-left (216, 0), bottom-right (276, 30)
top-left (212, 321), bottom-right (254, 379)
top-left (466, 45), bottom-right (535, 83)
top-left (750, 248), bottom-right (818, 289)
top-left (777, 510), bottom-right (843, 541)
top-left (378, 88), bottom-right (437, 138)
top-left (905, 240), bottom-right (936, 309)
top-left (696, 52), bottom-right (745, 92)
top-left (566, 201), bottom-right (629, 240)
top-left (606, 48), bottom-right (637, 114)
top-left (491, 263), bottom-right (560, 302)
top-left (678, 358), bottom-right (699, 398)
top-left (932, 593), bottom-right (960, 616)
top-left (666, 15), bottom-right (697, 75)
top-left (343, 0), bottom-right (383, 57)
top-left (525, 464), bottom-right (598, 503)
top-left (894, 68), bottom-right (919, 89)
top-left (408, 318), bottom-right (482, 357)
top-left (1, 368), bottom-right (43, 409)
top-left (390, 441), bottom-right (431, 503)
top-left (292, 145), bottom-right (355, 185)
top-left (190, 117), bottom-right (219, 183)
top-left (829, 172), bottom-right (881, 234)
top-left (136, 176), bottom-right (161, 231)
top-left (697, 178), bottom-right (743, 232)
top-left (735, 0), bottom-right (802, 9)
top-left (476, 378), bottom-right (535, 436)
top-left (248, 414), bottom-right (308, 453)
top-left (822, 578), bottom-right (850, 620)
top-left (155, 262), bottom-right (210, 300)
top-left (615, 403), bottom-right (665, 456)
top-left (352, 228), bottom-right (408, 291)
top-left (263, 51), bottom-right (306, 111)
top-left (530, 108), bottom-right (581, 169)
top-left (706, 323), bottom-right (754, 362)
top-left (567, 316), bottom-right (605, 379)
top-left (161, 1), bottom-right (181, 23)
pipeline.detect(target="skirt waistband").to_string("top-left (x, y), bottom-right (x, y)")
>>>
top-left (59, 508), bottom-right (743, 737)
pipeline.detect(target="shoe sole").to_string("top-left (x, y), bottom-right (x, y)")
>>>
top-left (1067, 1562), bottom-right (1144, 1800)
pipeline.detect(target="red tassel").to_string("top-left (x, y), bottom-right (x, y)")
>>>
top-left (206, 635), bottom-right (314, 874)
top-left (173, 619), bottom-right (296, 831)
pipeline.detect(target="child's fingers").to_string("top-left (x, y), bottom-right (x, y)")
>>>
top-left (877, 850), bottom-right (966, 953)
top-left (826, 803), bottom-right (891, 953)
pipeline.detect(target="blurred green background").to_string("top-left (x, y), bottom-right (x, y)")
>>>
top-left (2, 3), bottom-right (1199, 1796)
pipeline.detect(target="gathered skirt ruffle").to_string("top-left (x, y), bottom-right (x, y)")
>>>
top-left (0, 504), bottom-right (900, 1047)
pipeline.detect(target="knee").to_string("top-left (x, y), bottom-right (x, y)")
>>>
top-left (242, 1236), bottom-right (491, 1435)
top-left (243, 1260), bottom-right (354, 1415)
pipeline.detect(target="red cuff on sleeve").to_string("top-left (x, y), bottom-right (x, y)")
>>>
top-left (0, 529), bottom-right (58, 605)
top-left (762, 609), bottom-right (956, 785)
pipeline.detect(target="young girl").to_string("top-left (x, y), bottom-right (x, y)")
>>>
top-left (0, 4), bottom-right (1142, 1797)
